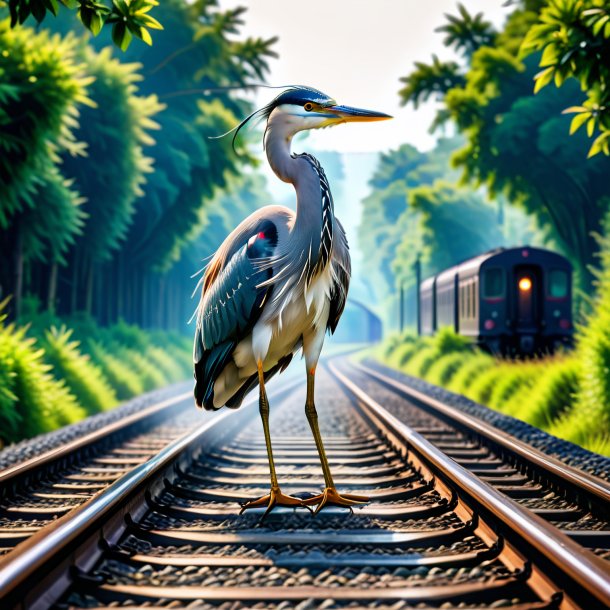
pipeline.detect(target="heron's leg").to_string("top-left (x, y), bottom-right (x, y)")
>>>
top-left (239, 361), bottom-right (306, 518)
top-left (302, 366), bottom-right (369, 514)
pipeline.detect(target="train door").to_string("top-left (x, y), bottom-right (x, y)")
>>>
top-left (513, 265), bottom-right (541, 350)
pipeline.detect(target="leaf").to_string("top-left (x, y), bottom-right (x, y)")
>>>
top-left (587, 132), bottom-right (609, 158)
top-left (139, 26), bottom-right (152, 45)
top-left (112, 21), bottom-right (132, 51)
top-left (586, 116), bottom-right (596, 137)
top-left (90, 11), bottom-right (103, 36)
top-left (592, 14), bottom-right (609, 36)
top-left (569, 112), bottom-right (591, 134)
top-left (534, 67), bottom-right (554, 93)
top-left (137, 13), bottom-right (162, 29)
top-left (562, 106), bottom-right (589, 114)
top-left (540, 43), bottom-right (559, 67)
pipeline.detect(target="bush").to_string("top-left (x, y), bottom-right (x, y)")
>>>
top-left (42, 326), bottom-right (117, 414)
top-left (425, 352), bottom-right (469, 386)
top-left (0, 314), bottom-right (85, 444)
top-left (465, 367), bottom-right (505, 405)
top-left (434, 327), bottom-right (472, 355)
top-left (446, 353), bottom-right (494, 393)
top-left (391, 342), bottom-right (420, 367)
top-left (87, 340), bottom-right (144, 399)
top-left (513, 358), bottom-right (580, 427)
top-left (111, 344), bottom-right (168, 391)
top-left (487, 363), bottom-right (538, 411)
top-left (404, 345), bottom-right (438, 377)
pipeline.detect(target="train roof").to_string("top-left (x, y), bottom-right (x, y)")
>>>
top-left (421, 246), bottom-right (572, 286)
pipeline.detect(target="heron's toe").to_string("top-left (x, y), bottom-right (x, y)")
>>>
top-left (302, 487), bottom-right (369, 514)
top-left (239, 486), bottom-right (309, 518)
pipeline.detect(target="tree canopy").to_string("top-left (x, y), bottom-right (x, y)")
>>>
top-left (399, 1), bottom-right (610, 292)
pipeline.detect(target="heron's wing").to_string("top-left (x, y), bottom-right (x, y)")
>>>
top-left (328, 218), bottom-right (351, 334)
top-left (194, 220), bottom-right (277, 409)
top-left (195, 241), bottom-right (271, 354)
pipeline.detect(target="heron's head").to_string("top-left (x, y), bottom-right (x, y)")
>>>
top-left (229, 86), bottom-right (392, 149)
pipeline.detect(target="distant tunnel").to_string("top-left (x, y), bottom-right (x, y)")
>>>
top-left (331, 299), bottom-right (383, 343)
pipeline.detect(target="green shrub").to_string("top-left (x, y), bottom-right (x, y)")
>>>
top-left (465, 366), bottom-right (505, 405)
top-left (434, 327), bottom-right (472, 355)
top-left (111, 344), bottom-right (168, 391)
top-left (513, 358), bottom-right (580, 427)
top-left (0, 317), bottom-right (85, 444)
top-left (487, 363), bottom-right (537, 411)
top-left (147, 345), bottom-right (187, 382)
top-left (42, 326), bottom-right (117, 414)
top-left (425, 352), bottom-right (470, 386)
top-left (383, 332), bottom-right (416, 358)
top-left (446, 353), bottom-right (494, 393)
top-left (391, 342), bottom-right (419, 367)
top-left (87, 340), bottom-right (144, 399)
top-left (405, 345), bottom-right (438, 377)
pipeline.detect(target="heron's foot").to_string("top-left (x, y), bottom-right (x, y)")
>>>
top-left (302, 487), bottom-right (369, 514)
top-left (239, 486), bottom-right (309, 519)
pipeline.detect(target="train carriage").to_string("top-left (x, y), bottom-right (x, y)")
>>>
top-left (420, 246), bottom-right (573, 354)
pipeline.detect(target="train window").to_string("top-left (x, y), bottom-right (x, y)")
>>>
top-left (548, 270), bottom-right (568, 298)
top-left (483, 268), bottom-right (504, 298)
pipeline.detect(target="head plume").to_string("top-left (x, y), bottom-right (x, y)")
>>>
top-left (211, 85), bottom-right (334, 153)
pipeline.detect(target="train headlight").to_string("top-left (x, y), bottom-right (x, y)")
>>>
top-left (518, 277), bottom-right (532, 292)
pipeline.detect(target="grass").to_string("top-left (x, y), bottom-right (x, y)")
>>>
top-left (379, 330), bottom-right (608, 455)
top-left (0, 300), bottom-right (192, 447)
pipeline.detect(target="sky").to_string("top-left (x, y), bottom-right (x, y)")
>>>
top-left (219, 0), bottom-right (512, 154)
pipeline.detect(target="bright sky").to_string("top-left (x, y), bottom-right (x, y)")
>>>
top-left (219, 0), bottom-right (511, 153)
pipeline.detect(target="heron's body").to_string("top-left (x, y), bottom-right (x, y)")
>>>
top-left (193, 86), bottom-right (390, 515)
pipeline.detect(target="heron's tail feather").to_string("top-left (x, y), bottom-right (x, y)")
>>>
top-left (194, 340), bottom-right (235, 410)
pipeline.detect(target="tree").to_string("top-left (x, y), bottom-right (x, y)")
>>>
top-left (436, 3), bottom-right (496, 58)
top-left (399, 3), bottom-right (610, 291)
top-left (0, 19), bottom-right (89, 316)
top-left (2, 0), bottom-right (163, 51)
top-left (58, 46), bottom-right (163, 313)
top-left (520, 0), bottom-right (610, 157)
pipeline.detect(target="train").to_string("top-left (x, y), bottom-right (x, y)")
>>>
top-left (419, 246), bottom-right (573, 354)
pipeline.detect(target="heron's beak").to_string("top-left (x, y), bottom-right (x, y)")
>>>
top-left (323, 104), bottom-right (392, 124)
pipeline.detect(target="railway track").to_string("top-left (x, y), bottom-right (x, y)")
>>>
top-left (0, 359), bottom-right (608, 609)
top-left (0, 390), bottom-right (196, 553)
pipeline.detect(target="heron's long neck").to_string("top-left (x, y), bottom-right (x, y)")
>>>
top-left (265, 122), bottom-right (332, 244)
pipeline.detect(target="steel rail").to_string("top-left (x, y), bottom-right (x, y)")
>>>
top-left (351, 360), bottom-right (610, 506)
top-left (330, 361), bottom-right (610, 609)
top-left (0, 377), bottom-right (302, 610)
top-left (0, 390), bottom-right (192, 491)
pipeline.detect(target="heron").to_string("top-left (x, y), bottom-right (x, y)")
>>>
top-left (193, 86), bottom-right (391, 515)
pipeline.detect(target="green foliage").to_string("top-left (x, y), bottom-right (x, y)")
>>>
top-left (513, 358), bottom-right (580, 427)
top-left (5, 0), bottom-right (163, 51)
top-left (520, 0), bottom-right (610, 157)
top-left (0, 303), bottom-right (86, 444)
top-left (60, 46), bottom-right (163, 265)
top-left (42, 325), bottom-right (117, 414)
top-left (464, 366), bottom-right (505, 405)
top-left (446, 352), bottom-right (495, 393)
top-left (404, 345), bottom-right (438, 378)
top-left (87, 340), bottom-right (144, 399)
top-left (0, 20), bottom-right (89, 234)
top-left (486, 363), bottom-right (537, 410)
top-left (556, 211), bottom-right (610, 447)
top-left (398, 56), bottom-right (465, 110)
top-left (425, 352), bottom-right (468, 387)
top-left (390, 342), bottom-right (419, 368)
top-left (399, 2), bottom-right (610, 292)
top-left (436, 3), bottom-right (496, 58)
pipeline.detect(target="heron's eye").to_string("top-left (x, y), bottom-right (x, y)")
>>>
top-left (304, 103), bottom-right (313, 112)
